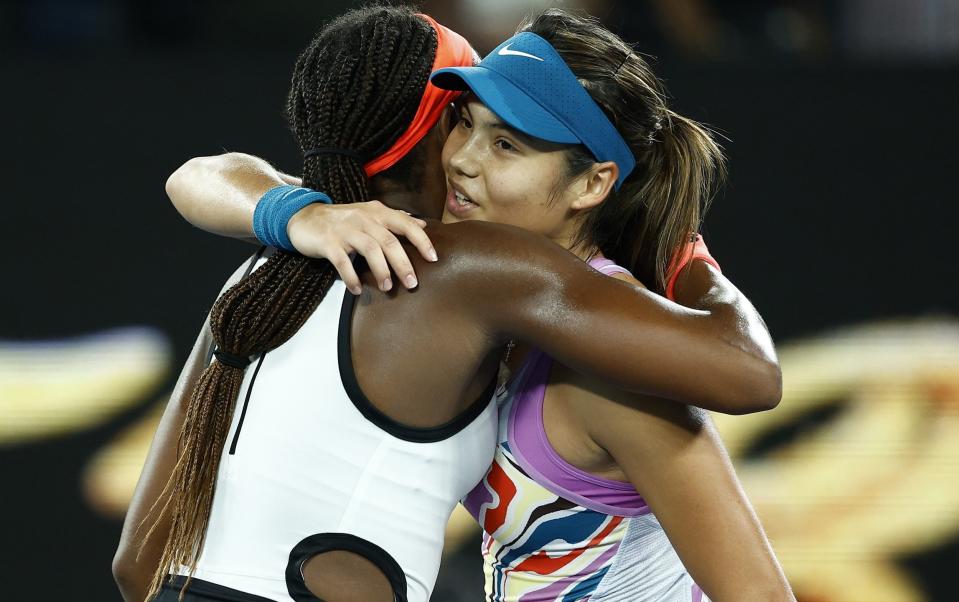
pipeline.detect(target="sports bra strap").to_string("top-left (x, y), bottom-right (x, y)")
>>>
top-left (588, 256), bottom-right (633, 278)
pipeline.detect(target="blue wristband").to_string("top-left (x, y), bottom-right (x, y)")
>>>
top-left (252, 185), bottom-right (332, 252)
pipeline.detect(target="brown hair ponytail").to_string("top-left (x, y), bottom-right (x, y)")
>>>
top-left (635, 109), bottom-right (725, 289)
top-left (521, 9), bottom-right (725, 292)
top-left (141, 7), bottom-right (438, 600)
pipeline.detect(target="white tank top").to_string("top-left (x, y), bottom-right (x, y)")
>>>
top-left (179, 253), bottom-right (498, 601)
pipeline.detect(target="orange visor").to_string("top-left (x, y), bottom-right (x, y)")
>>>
top-left (363, 14), bottom-right (476, 178)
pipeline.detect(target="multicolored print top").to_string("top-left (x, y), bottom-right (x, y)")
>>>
top-left (462, 258), bottom-right (708, 602)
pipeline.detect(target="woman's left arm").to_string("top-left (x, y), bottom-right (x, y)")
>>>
top-left (579, 392), bottom-right (795, 602)
top-left (577, 267), bottom-right (792, 600)
top-left (112, 253), bottom-right (264, 600)
top-left (113, 317), bottom-right (211, 601)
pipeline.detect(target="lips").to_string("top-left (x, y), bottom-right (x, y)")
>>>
top-left (445, 182), bottom-right (479, 218)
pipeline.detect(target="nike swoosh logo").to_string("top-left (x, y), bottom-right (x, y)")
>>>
top-left (497, 44), bottom-right (544, 61)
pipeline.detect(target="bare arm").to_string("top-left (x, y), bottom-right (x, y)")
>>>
top-left (112, 318), bottom-right (211, 601)
top-left (112, 255), bottom-right (260, 601)
top-left (555, 269), bottom-right (790, 600)
top-left (427, 220), bottom-right (781, 413)
top-left (165, 153), bottom-right (287, 243)
top-left (669, 259), bottom-right (781, 405)
top-left (580, 393), bottom-right (793, 601)
top-left (165, 152), bottom-right (436, 293)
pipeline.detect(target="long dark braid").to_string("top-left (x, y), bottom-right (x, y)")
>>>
top-left (142, 7), bottom-right (437, 600)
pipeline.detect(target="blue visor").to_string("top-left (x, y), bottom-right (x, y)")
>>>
top-left (431, 31), bottom-right (635, 190)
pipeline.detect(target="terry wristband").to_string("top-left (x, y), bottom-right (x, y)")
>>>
top-left (252, 185), bottom-right (332, 252)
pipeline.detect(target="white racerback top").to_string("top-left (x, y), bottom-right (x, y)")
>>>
top-left (178, 252), bottom-right (498, 601)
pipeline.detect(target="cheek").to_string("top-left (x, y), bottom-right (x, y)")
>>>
top-left (492, 160), bottom-right (571, 232)
top-left (486, 168), bottom-right (551, 220)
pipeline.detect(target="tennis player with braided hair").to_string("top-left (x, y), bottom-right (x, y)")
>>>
top-left (117, 6), bottom-right (787, 602)
top-left (118, 9), bottom-right (482, 601)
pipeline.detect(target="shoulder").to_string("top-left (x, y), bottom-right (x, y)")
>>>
top-left (413, 220), bottom-right (600, 293)
top-left (425, 220), bottom-right (559, 266)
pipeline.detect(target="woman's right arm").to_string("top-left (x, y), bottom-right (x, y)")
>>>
top-left (166, 153), bottom-right (290, 242)
top-left (165, 152), bottom-right (436, 293)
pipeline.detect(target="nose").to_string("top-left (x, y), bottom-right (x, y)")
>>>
top-left (447, 132), bottom-right (481, 179)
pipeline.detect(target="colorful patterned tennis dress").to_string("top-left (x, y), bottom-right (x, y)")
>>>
top-left (462, 258), bottom-right (708, 602)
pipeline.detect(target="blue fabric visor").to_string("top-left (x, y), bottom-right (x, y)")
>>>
top-left (431, 31), bottom-right (635, 189)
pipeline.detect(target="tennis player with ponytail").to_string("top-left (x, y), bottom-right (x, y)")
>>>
top-left (119, 6), bottom-right (789, 602)
top-left (430, 12), bottom-right (793, 600)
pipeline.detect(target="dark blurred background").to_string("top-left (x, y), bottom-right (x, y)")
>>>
top-left (2, 1), bottom-right (958, 601)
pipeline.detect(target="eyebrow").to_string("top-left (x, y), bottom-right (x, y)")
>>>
top-left (488, 119), bottom-right (539, 146)
top-left (461, 104), bottom-right (502, 130)
top-left (460, 100), bottom-right (556, 151)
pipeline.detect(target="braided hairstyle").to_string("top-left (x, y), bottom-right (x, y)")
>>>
top-left (142, 6), bottom-right (437, 599)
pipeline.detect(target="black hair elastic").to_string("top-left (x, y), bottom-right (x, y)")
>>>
top-left (304, 147), bottom-right (363, 162)
top-left (214, 349), bottom-right (252, 369)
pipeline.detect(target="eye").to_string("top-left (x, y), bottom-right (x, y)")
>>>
top-left (447, 105), bottom-right (462, 132)
top-left (495, 139), bottom-right (515, 152)
top-left (459, 114), bottom-right (473, 130)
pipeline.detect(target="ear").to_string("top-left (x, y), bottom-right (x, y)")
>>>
top-left (569, 161), bottom-right (618, 211)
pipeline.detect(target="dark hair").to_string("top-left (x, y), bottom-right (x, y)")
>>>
top-left (520, 9), bottom-right (725, 292)
top-left (142, 6), bottom-right (437, 599)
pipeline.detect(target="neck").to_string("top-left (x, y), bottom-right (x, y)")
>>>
top-left (568, 240), bottom-right (600, 263)
top-left (550, 223), bottom-right (599, 263)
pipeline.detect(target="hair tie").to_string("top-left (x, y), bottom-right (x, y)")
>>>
top-left (214, 349), bottom-right (252, 370)
top-left (304, 147), bottom-right (363, 162)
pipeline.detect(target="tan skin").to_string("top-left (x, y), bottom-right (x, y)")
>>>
top-left (536, 265), bottom-right (790, 600)
top-left (118, 109), bottom-right (787, 600)
top-left (441, 99), bottom-right (792, 600)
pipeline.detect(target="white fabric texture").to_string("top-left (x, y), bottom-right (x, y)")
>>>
top-left (180, 256), bottom-right (498, 602)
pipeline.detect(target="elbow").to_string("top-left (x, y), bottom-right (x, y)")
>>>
top-left (713, 585), bottom-right (795, 602)
top-left (738, 581), bottom-right (796, 602)
top-left (113, 538), bottom-right (150, 600)
top-left (722, 359), bottom-right (783, 415)
top-left (706, 566), bottom-right (795, 602)
top-left (165, 156), bottom-right (204, 222)
top-left (165, 154), bottom-right (231, 226)
top-left (752, 359), bottom-right (783, 412)
top-left (111, 547), bottom-right (134, 594)
top-left (165, 156), bottom-right (205, 202)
